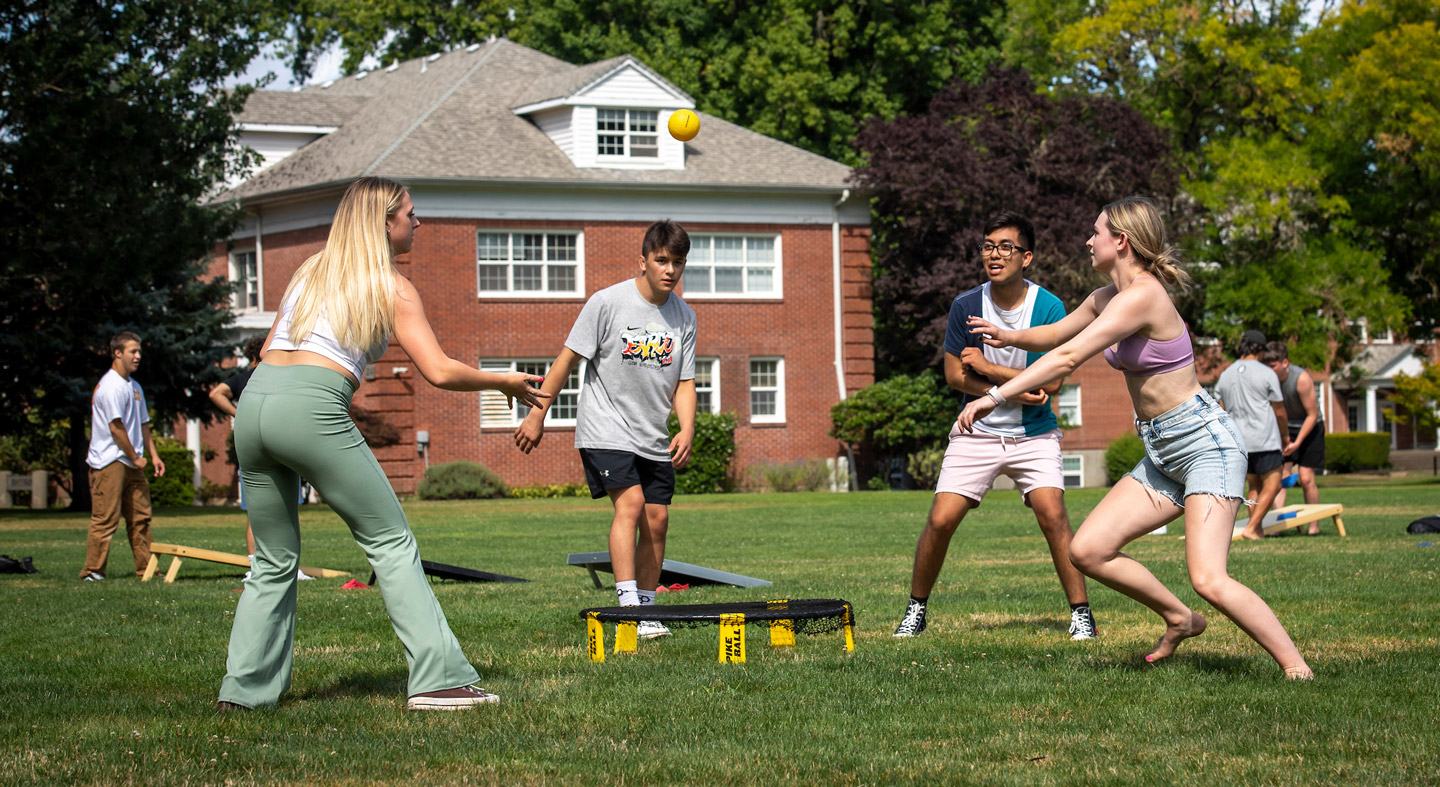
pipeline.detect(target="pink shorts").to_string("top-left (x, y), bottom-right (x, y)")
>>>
top-left (934, 426), bottom-right (1064, 506)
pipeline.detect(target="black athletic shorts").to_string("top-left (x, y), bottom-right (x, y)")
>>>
top-left (1287, 423), bottom-right (1326, 469)
top-left (1246, 449), bottom-right (1285, 476)
top-left (579, 448), bottom-right (675, 505)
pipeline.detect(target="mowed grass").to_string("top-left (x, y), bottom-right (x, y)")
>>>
top-left (2, 482), bottom-right (1438, 785)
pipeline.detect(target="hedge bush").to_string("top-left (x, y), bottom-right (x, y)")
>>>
top-left (508, 483), bottom-right (590, 499)
top-left (830, 371), bottom-right (953, 455)
top-left (416, 461), bottom-right (508, 500)
top-left (754, 459), bottom-right (832, 492)
top-left (907, 444), bottom-right (945, 490)
top-left (1104, 432), bottom-right (1145, 485)
top-left (668, 411), bottom-right (738, 494)
top-left (1325, 432), bottom-right (1391, 472)
top-left (150, 437), bottom-right (195, 507)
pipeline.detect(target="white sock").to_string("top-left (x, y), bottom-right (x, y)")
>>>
top-left (248, 554), bottom-right (256, 569)
top-left (637, 589), bottom-right (656, 606)
top-left (616, 580), bottom-right (639, 607)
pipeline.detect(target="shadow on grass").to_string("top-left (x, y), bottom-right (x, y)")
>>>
top-left (291, 670), bottom-right (410, 701)
top-left (969, 616), bottom-right (1069, 633)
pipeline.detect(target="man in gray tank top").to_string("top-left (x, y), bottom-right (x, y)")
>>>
top-left (1264, 341), bottom-right (1326, 531)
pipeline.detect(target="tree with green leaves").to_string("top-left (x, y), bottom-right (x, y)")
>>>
top-left (263, 0), bottom-right (1003, 165)
top-left (1387, 359), bottom-right (1440, 437)
top-left (0, 0), bottom-right (264, 508)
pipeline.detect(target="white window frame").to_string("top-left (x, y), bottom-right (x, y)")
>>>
top-left (229, 249), bottom-right (260, 312)
top-left (1061, 454), bottom-right (1084, 488)
top-left (683, 233), bottom-right (783, 300)
top-left (748, 357), bottom-right (785, 424)
top-left (596, 108), bottom-right (660, 160)
top-left (1058, 384), bottom-right (1082, 426)
top-left (694, 357), bottom-right (720, 414)
top-left (476, 230), bottom-right (585, 298)
top-left (478, 358), bottom-right (585, 427)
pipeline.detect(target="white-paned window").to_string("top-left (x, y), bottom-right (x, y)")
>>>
top-left (694, 358), bottom-right (719, 414)
top-left (749, 357), bottom-right (785, 423)
top-left (477, 231), bottom-right (582, 297)
top-left (230, 250), bottom-right (259, 311)
top-left (597, 108), bottom-right (659, 158)
top-left (478, 359), bottom-right (584, 427)
top-left (1057, 384), bottom-right (1082, 426)
top-left (1061, 455), bottom-right (1084, 488)
top-left (685, 234), bottom-right (781, 298)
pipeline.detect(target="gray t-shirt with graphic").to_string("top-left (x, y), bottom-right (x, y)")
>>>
top-left (566, 280), bottom-right (697, 461)
top-left (1215, 358), bottom-right (1284, 453)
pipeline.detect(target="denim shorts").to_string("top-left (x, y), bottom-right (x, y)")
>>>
top-left (1127, 391), bottom-right (1248, 508)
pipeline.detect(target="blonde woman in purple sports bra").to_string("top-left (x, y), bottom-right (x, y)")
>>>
top-left (958, 196), bottom-right (1312, 680)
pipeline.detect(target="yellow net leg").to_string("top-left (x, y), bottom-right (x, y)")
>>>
top-left (586, 613), bottom-right (605, 663)
top-left (768, 600), bottom-right (795, 647)
top-left (843, 603), bottom-right (855, 653)
top-left (719, 613), bottom-right (747, 663)
top-left (615, 620), bottom-right (638, 654)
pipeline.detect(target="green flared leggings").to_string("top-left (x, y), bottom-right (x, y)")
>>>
top-left (218, 363), bottom-right (478, 707)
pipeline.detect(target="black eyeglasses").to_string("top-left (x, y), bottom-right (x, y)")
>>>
top-left (978, 242), bottom-right (1029, 257)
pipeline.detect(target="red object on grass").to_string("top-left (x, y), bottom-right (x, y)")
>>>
top-left (340, 579), bottom-right (372, 589)
top-left (655, 583), bottom-right (690, 592)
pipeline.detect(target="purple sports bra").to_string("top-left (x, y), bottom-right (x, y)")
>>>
top-left (1104, 328), bottom-right (1195, 378)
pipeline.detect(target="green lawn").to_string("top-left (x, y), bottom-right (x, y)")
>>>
top-left (2, 483), bottom-right (1438, 785)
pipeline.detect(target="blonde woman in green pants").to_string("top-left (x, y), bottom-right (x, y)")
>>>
top-left (217, 177), bottom-right (546, 711)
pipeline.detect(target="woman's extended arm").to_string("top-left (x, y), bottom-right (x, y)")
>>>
top-left (966, 287), bottom-right (1108, 352)
top-left (957, 285), bottom-right (1156, 431)
top-left (392, 276), bottom-right (547, 405)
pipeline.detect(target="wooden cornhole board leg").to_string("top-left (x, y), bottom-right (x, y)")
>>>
top-left (1232, 504), bottom-right (1346, 540)
top-left (143, 542), bottom-right (349, 583)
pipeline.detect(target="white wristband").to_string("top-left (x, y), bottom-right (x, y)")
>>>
top-left (986, 386), bottom-right (1006, 406)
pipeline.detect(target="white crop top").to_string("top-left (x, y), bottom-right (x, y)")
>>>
top-left (268, 288), bottom-right (389, 381)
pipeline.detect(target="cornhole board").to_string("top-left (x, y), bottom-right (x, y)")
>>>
top-left (142, 542), bottom-right (349, 583)
top-left (1232, 503), bottom-right (1346, 541)
top-left (367, 560), bottom-right (528, 586)
top-left (567, 551), bottom-right (771, 590)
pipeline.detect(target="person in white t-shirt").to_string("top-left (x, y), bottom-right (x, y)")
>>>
top-left (80, 331), bottom-right (166, 580)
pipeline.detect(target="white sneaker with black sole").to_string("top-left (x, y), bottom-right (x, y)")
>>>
top-left (82, 572), bottom-right (104, 582)
top-left (893, 600), bottom-right (927, 637)
top-left (637, 620), bottom-right (671, 639)
top-left (1069, 606), bottom-right (1097, 640)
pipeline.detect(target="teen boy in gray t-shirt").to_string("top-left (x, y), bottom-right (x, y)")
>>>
top-left (515, 220), bottom-right (697, 639)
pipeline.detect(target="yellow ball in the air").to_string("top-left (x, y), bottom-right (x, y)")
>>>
top-left (668, 109), bottom-right (699, 142)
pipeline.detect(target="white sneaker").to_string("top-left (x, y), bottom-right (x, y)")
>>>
top-left (82, 572), bottom-right (104, 582)
top-left (406, 685), bottom-right (500, 710)
top-left (637, 620), bottom-right (671, 640)
top-left (241, 570), bottom-right (252, 582)
top-left (296, 568), bottom-right (314, 581)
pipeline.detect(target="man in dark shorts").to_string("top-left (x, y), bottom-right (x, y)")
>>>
top-left (1215, 330), bottom-right (1287, 540)
top-left (1264, 341), bottom-right (1326, 531)
top-left (515, 220), bottom-right (697, 639)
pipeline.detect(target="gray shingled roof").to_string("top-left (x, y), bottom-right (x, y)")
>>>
top-left (511, 54), bottom-right (694, 109)
top-left (237, 91), bottom-right (369, 128)
top-left (224, 39), bottom-right (850, 201)
top-left (1350, 343), bottom-right (1416, 377)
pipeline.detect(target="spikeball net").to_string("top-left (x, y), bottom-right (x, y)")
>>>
top-left (579, 599), bottom-right (855, 663)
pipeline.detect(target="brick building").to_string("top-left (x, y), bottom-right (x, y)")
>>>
top-left (185, 40), bottom-right (874, 495)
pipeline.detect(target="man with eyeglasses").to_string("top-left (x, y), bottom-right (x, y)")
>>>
top-left (894, 212), bottom-right (1095, 641)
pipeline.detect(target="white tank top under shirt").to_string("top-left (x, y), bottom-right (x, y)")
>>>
top-left (268, 286), bottom-right (389, 381)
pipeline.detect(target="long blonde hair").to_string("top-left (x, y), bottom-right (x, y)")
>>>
top-left (281, 176), bottom-right (405, 351)
top-left (1102, 196), bottom-right (1191, 291)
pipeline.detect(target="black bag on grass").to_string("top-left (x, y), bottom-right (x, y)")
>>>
top-left (0, 555), bottom-right (38, 574)
top-left (1408, 516), bottom-right (1440, 535)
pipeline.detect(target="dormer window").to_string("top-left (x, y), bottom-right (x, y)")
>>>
top-left (597, 109), bottom-right (658, 158)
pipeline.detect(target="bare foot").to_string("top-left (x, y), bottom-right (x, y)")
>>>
top-left (1283, 665), bottom-right (1314, 680)
top-left (1145, 611), bottom-right (1207, 663)
top-left (1306, 525), bottom-right (1320, 536)
top-left (1240, 528), bottom-right (1264, 541)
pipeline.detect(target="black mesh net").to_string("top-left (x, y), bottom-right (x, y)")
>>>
top-left (579, 599), bottom-right (855, 635)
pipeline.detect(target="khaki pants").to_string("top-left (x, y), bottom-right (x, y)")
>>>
top-left (81, 461), bottom-right (153, 578)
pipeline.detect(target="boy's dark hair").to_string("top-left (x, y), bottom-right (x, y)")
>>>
top-left (642, 219), bottom-right (690, 259)
top-left (1262, 341), bottom-right (1290, 365)
top-left (982, 211), bottom-right (1035, 252)
top-left (109, 331), bottom-right (141, 355)
top-left (241, 335), bottom-right (266, 364)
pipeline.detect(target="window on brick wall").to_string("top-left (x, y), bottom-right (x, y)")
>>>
top-left (684, 234), bottom-right (781, 299)
top-left (478, 358), bottom-right (584, 427)
top-left (1061, 455), bottom-right (1084, 488)
top-left (1057, 384), bottom-right (1081, 427)
top-left (477, 231), bottom-right (583, 297)
top-left (694, 357), bottom-right (719, 414)
top-left (749, 357), bottom-right (785, 423)
top-left (230, 250), bottom-right (260, 311)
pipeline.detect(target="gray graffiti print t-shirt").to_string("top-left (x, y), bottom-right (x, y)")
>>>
top-left (566, 279), bottom-right (697, 461)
